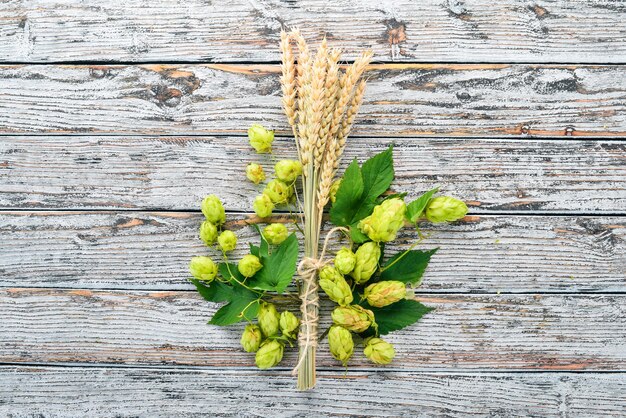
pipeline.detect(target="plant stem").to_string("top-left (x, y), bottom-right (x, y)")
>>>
top-left (297, 163), bottom-right (319, 390)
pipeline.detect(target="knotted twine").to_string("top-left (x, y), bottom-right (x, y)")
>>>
top-left (292, 226), bottom-right (349, 376)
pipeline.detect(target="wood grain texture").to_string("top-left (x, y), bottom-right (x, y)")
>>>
top-left (1, 64), bottom-right (626, 136)
top-left (1, 211), bottom-right (624, 292)
top-left (1, 366), bottom-right (625, 417)
top-left (2, 288), bottom-right (624, 370)
top-left (2, 0), bottom-right (626, 64)
top-left (1, 136), bottom-right (625, 212)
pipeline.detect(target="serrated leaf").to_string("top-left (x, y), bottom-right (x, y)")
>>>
top-left (251, 224), bottom-right (269, 257)
top-left (190, 278), bottom-right (260, 326)
top-left (248, 233), bottom-right (298, 293)
top-left (330, 159), bottom-right (364, 226)
top-left (218, 263), bottom-right (246, 285)
top-left (361, 146), bottom-right (394, 201)
top-left (406, 188), bottom-right (439, 223)
top-left (249, 243), bottom-right (259, 257)
top-left (352, 146), bottom-right (394, 221)
top-left (209, 295), bottom-right (260, 326)
top-left (368, 299), bottom-right (434, 335)
top-left (379, 248), bottom-right (438, 286)
top-left (350, 224), bottom-right (369, 244)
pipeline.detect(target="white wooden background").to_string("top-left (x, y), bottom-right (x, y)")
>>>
top-left (1, 1), bottom-right (625, 416)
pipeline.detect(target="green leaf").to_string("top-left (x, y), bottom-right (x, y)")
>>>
top-left (218, 263), bottom-right (246, 285)
top-left (406, 188), bottom-right (439, 223)
top-left (379, 248), bottom-right (438, 286)
top-left (248, 233), bottom-right (298, 293)
top-left (251, 224), bottom-right (269, 257)
top-left (349, 224), bottom-right (369, 244)
top-left (352, 146), bottom-right (394, 221)
top-left (368, 299), bottom-right (434, 335)
top-left (190, 278), bottom-right (260, 326)
top-left (249, 243), bottom-right (260, 257)
top-left (209, 295), bottom-right (260, 326)
top-left (330, 159), bottom-right (364, 226)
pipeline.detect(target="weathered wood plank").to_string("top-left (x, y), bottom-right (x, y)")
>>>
top-left (2, 288), bottom-right (624, 370)
top-left (1, 64), bottom-right (625, 136)
top-left (1, 367), bottom-right (625, 417)
top-left (1, 211), bottom-right (624, 292)
top-left (2, 0), bottom-right (626, 63)
top-left (1, 136), bottom-right (624, 212)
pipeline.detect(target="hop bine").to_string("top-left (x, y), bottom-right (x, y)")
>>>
top-left (258, 302), bottom-right (281, 337)
top-left (246, 163), bottom-right (266, 184)
top-left (364, 338), bottom-right (395, 365)
top-left (350, 242), bottom-right (381, 284)
top-left (255, 340), bottom-right (284, 369)
top-left (328, 325), bottom-right (354, 366)
top-left (253, 194), bottom-right (274, 218)
top-left (199, 220), bottom-right (218, 246)
top-left (248, 124), bottom-right (275, 154)
top-left (319, 265), bottom-right (353, 306)
top-left (241, 324), bottom-right (263, 353)
top-left (334, 247), bottom-right (356, 275)
top-left (331, 305), bottom-right (376, 333)
top-left (263, 223), bottom-right (289, 245)
top-left (189, 256), bottom-right (217, 282)
top-left (358, 198), bottom-right (407, 242)
top-left (238, 254), bottom-right (263, 278)
top-left (264, 179), bottom-right (293, 205)
top-left (364, 281), bottom-right (407, 308)
top-left (280, 311), bottom-right (300, 339)
top-left (217, 230), bottom-right (237, 253)
top-left (275, 160), bottom-right (303, 183)
top-left (424, 196), bottom-right (468, 223)
top-left (201, 195), bottom-right (226, 226)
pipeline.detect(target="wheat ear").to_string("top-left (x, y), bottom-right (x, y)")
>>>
top-left (280, 31), bottom-right (298, 141)
top-left (292, 29), bottom-right (312, 167)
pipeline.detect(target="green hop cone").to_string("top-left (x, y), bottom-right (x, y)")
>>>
top-left (248, 124), bottom-right (274, 154)
top-left (253, 194), bottom-right (274, 218)
top-left (238, 254), bottom-right (263, 278)
top-left (255, 340), bottom-right (284, 369)
top-left (201, 194), bottom-right (226, 226)
top-left (350, 242), bottom-right (381, 284)
top-left (246, 163), bottom-right (266, 184)
top-left (240, 324), bottom-right (262, 353)
top-left (188, 256), bottom-right (218, 282)
top-left (319, 265), bottom-right (353, 306)
top-left (358, 198), bottom-right (407, 242)
top-left (331, 305), bottom-right (375, 333)
top-left (334, 247), bottom-right (356, 275)
top-left (364, 280), bottom-right (407, 308)
top-left (257, 302), bottom-right (280, 337)
top-left (279, 311), bottom-right (300, 338)
top-left (363, 337), bottom-right (395, 365)
top-left (263, 223), bottom-right (289, 245)
top-left (217, 230), bottom-right (237, 253)
top-left (329, 179), bottom-right (341, 204)
top-left (328, 325), bottom-right (354, 366)
top-left (424, 196), bottom-right (468, 223)
top-left (199, 220), bottom-right (218, 246)
top-left (264, 179), bottom-right (293, 205)
top-left (274, 159), bottom-right (302, 183)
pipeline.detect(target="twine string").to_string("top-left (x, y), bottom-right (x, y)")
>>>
top-left (291, 226), bottom-right (349, 375)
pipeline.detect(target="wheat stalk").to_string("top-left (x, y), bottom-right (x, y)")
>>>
top-left (278, 29), bottom-right (371, 391)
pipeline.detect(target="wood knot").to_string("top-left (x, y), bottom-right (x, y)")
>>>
top-left (384, 19), bottom-right (407, 45)
top-left (89, 67), bottom-right (112, 79)
top-left (151, 85), bottom-right (182, 107)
